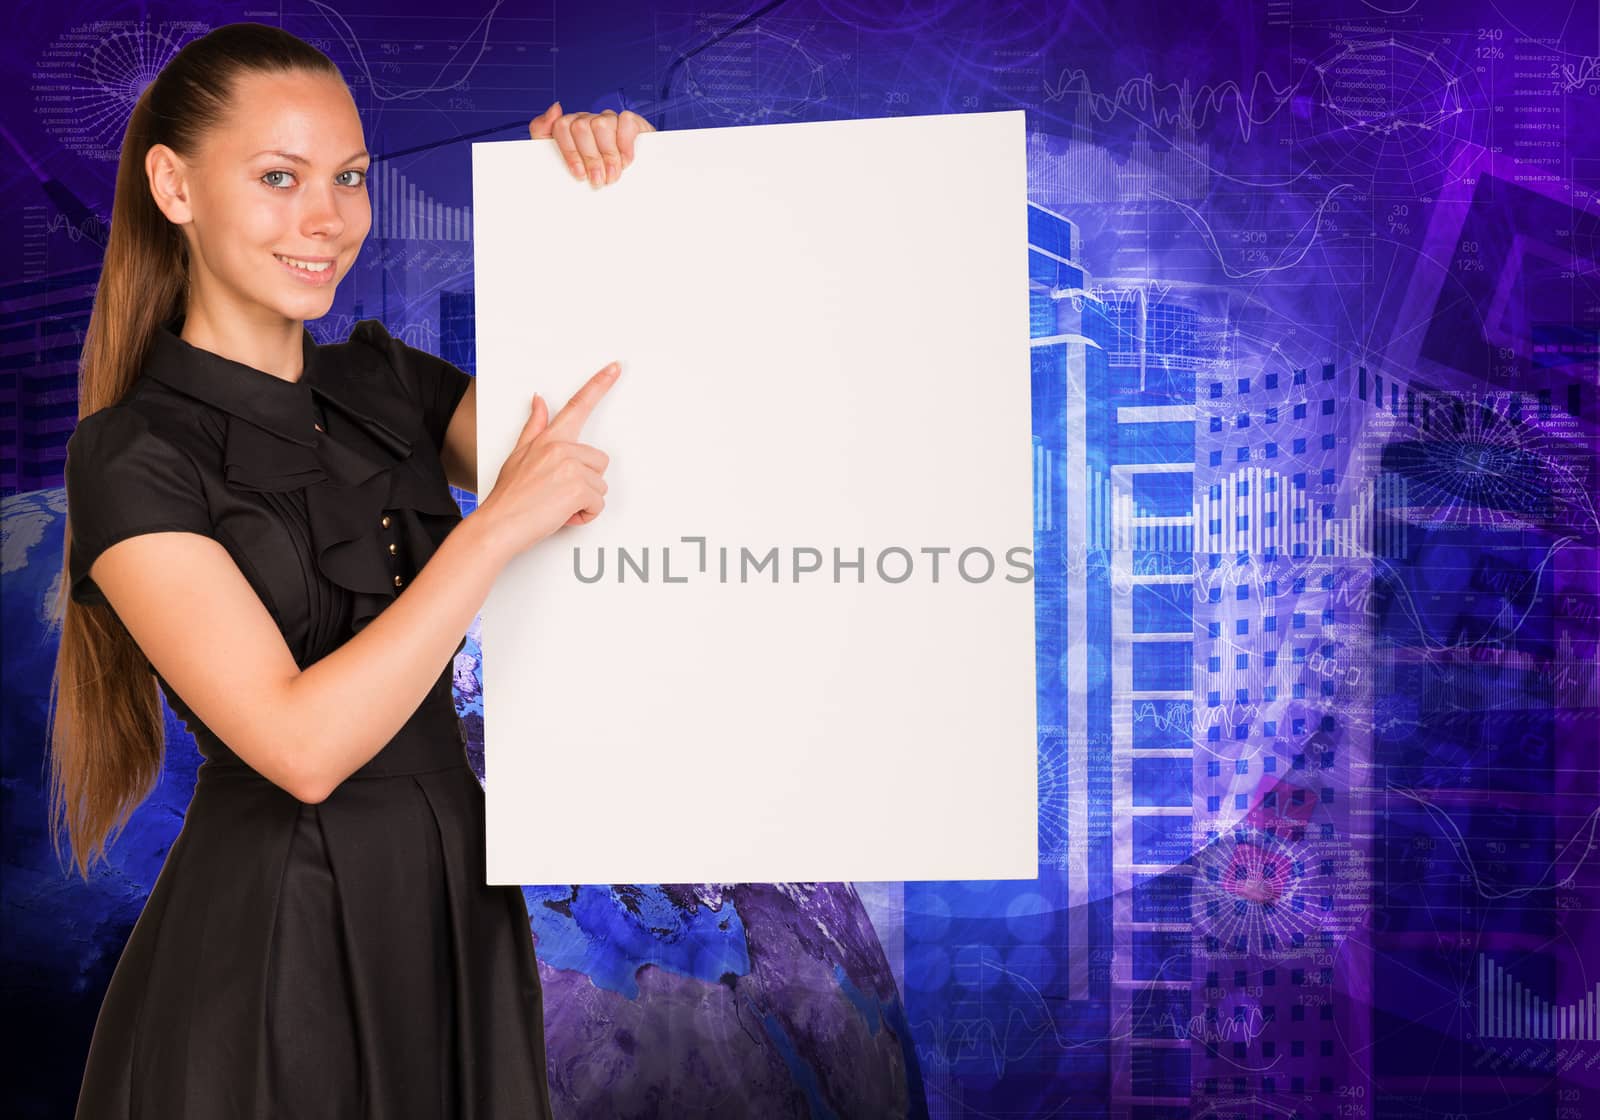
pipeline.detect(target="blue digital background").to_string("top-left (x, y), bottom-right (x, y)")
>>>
top-left (3, 1), bottom-right (1598, 1117)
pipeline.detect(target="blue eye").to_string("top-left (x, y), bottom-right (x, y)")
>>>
top-left (262, 168), bottom-right (367, 190)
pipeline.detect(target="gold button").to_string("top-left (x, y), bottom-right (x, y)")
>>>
top-left (388, 542), bottom-right (398, 555)
top-left (380, 515), bottom-right (392, 529)
top-left (393, 574), bottom-right (404, 588)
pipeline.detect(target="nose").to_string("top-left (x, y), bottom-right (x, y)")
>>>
top-left (300, 181), bottom-right (346, 241)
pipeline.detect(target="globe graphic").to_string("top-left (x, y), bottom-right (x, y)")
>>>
top-left (2, 487), bottom-right (927, 1118)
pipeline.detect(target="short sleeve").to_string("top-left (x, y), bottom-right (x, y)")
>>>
top-left (348, 318), bottom-right (473, 452)
top-left (65, 407), bottom-right (215, 608)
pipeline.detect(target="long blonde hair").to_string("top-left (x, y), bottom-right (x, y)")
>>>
top-left (46, 23), bottom-right (342, 879)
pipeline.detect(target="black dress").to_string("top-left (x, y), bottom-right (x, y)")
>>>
top-left (63, 319), bottom-right (553, 1118)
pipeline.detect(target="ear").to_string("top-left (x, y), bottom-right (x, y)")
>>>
top-left (146, 143), bottom-right (195, 225)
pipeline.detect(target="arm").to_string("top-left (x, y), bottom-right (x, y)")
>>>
top-left (439, 377), bottom-right (477, 495)
top-left (89, 511), bottom-right (515, 804)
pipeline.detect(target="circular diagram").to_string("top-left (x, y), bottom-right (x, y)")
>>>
top-left (1294, 35), bottom-right (1486, 198)
top-left (33, 19), bottom-right (206, 162)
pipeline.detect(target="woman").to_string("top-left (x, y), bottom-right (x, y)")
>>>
top-left (46, 22), bottom-right (651, 1118)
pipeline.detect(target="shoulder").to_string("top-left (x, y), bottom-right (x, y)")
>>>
top-left (73, 372), bottom-right (225, 461)
top-left (341, 318), bottom-right (413, 373)
top-left (314, 319), bottom-right (423, 404)
top-left (346, 317), bottom-right (402, 353)
top-left (65, 403), bottom-right (216, 606)
top-left (342, 318), bottom-right (467, 391)
top-left (67, 399), bottom-right (207, 479)
top-left (65, 402), bottom-right (213, 522)
top-left (334, 319), bottom-right (473, 448)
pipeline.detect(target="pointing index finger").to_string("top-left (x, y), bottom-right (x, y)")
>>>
top-left (545, 361), bottom-right (621, 439)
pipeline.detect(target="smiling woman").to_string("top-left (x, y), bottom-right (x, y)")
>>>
top-left (42, 21), bottom-right (641, 1120)
top-left (141, 68), bottom-right (374, 361)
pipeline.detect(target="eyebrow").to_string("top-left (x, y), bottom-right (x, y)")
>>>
top-left (250, 149), bottom-right (371, 165)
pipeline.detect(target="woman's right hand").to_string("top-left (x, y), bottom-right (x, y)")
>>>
top-left (475, 360), bottom-right (620, 558)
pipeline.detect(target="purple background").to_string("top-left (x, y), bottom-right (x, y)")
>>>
top-left (3, 2), bottom-right (1598, 1118)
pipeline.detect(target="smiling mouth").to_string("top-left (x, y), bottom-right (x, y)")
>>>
top-left (274, 253), bottom-right (335, 274)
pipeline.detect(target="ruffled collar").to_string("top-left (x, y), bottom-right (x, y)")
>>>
top-left (141, 320), bottom-right (463, 643)
top-left (143, 322), bottom-right (327, 444)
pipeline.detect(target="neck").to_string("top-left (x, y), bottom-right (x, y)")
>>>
top-left (180, 292), bottom-right (305, 382)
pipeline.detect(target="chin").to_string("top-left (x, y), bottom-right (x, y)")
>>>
top-left (275, 288), bottom-right (340, 323)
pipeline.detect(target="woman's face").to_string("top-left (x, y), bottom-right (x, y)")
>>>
top-left (163, 69), bottom-right (372, 325)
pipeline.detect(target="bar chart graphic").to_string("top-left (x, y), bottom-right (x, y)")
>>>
top-left (1478, 955), bottom-right (1600, 1041)
top-left (1078, 461), bottom-right (1411, 558)
top-left (370, 160), bottom-right (472, 242)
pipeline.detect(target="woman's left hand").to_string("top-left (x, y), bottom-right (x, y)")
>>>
top-left (528, 103), bottom-right (657, 188)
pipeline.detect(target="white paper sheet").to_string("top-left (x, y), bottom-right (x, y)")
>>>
top-left (472, 109), bottom-right (1037, 884)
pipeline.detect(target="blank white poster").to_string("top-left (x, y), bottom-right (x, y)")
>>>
top-left (472, 109), bottom-right (1036, 885)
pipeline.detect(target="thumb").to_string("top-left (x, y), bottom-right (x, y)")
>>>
top-left (517, 392), bottom-right (550, 447)
top-left (529, 101), bottom-right (562, 140)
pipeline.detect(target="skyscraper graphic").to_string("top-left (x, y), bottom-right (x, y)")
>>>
top-left (1185, 356), bottom-right (1373, 1118)
top-left (0, 265), bottom-right (98, 494)
top-left (1099, 281), bottom-right (1201, 1115)
top-left (934, 201), bottom-right (1377, 1119)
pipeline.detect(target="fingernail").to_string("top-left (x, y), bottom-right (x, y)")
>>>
top-left (570, 161), bottom-right (585, 181)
